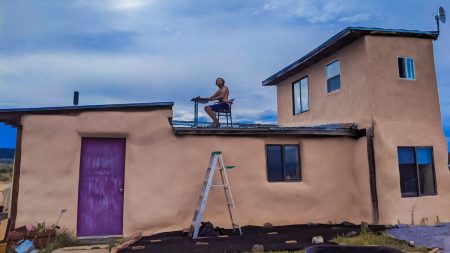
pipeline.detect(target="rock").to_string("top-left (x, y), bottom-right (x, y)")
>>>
top-left (251, 244), bottom-right (264, 252)
top-left (408, 240), bottom-right (415, 246)
top-left (341, 221), bottom-right (355, 226)
top-left (312, 236), bottom-right (324, 244)
top-left (346, 231), bottom-right (358, 237)
top-left (428, 248), bottom-right (440, 253)
top-left (131, 246), bottom-right (145, 250)
top-left (285, 240), bottom-right (298, 244)
top-left (267, 231), bottom-right (278, 235)
top-left (263, 223), bottom-right (273, 229)
top-left (150, 239), bottom-right (162, 243)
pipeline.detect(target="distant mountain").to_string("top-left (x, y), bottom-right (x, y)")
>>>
top-left (0, 148), bottom-right (15, 159)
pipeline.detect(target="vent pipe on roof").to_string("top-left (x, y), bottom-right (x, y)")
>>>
top-left (73, 91), bottom-right (79, 106)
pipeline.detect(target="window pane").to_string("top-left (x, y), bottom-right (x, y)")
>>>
top-left (267, 146), bottom-right (283, 181)
top-left (406, 58), bottom-right (415, 79)
top-left (293, 82), bottom-right (301, 114)
top-left (284, 146), bottom-right (300, 180)
top-left (398, 57), bottom-right (406, 78)
top-left (327, 75), bottom-right (341, 93)
top-left (416, 147), bottom-right (432, 165)
top-left (398, 147), bottom-right (418, 197)
top-left (326, 60), bottom-right (340, 79)
top-left (300, 78), bottom-right (309, 112)
top-left (416, 147), bottom-right (435, 195)
top-left (398, 147), bottom-right (415, 164)
top-left (399, 164), bottom-right (419, 197)
top-left (418, 164), bottom-right (436, 195)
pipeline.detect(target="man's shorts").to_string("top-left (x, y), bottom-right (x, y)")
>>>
top-left (210, 102), bottom-right (230, 112)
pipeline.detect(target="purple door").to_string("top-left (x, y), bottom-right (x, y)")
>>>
top-left (77, 138), bottom-right (126, 237)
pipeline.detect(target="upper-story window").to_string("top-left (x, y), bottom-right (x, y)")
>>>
top-left (326, 60), bottom-right (341, 93)
top-left (398, 57), bottom-right (415, 80)
top-left (292, 77), bottom-right (309, 114)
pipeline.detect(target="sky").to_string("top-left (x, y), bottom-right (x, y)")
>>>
top-left (0, 0), bottom-right (449, 149)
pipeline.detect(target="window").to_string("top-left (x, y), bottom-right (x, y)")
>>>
top-left (326, 60), bottom-right (341, 93)
top-left (266, 145), bottom-right (301, 182)
top-left (398, 57), bottom-right (415, 80)
top-left (292, 77), bottom-right (309, 114)
top-left (397, 147), bottom-right (436, 197)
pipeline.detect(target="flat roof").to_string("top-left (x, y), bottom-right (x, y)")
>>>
top-left (262, 27), bottom-right (439, 86)
top-left (0, 102), bottom-right (174, 126)
top-left (173, 122), bottom-right (364, 138)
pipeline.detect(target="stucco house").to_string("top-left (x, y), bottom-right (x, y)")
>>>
top-left (0, 27), bottom-right (448, 238)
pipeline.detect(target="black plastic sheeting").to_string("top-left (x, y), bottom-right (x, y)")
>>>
top-left (305, 245), bottom-right (403, 253)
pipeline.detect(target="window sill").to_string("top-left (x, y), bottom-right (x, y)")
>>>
top-left (398, 77), bottom-right (416, 81)
top-left (327, 89), bottom-right (341, 95)
top-left (401, 193), bottom-right (438, 198)
top-left (293, 109), bottom-right (310, 116)
top-left (267, 180), bottom-right (302, 183)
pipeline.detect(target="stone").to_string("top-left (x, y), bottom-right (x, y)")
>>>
top-left (285, 240), bottom-right (298, 244)
top-left (262, 223), bottom-right (273, 229)
top-left (150, 239), bottom-right (162, 243)
top-left (312, 236), bottom-right (324, 244)
top-left (131, 246), bottom-right (145, 250)
top-left (251, 244), bottom-right (264, 252)
top-left (346, 231), bottom-right (358, 237)
top-left (428, 248), bottom-right (440, 253)
top-left (267, 231), bottom-right (278, 235)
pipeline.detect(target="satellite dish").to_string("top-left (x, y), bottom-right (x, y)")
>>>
top-left (435, 6), bottom-right (446, 36)
top-left (439, 6), bottom-right (446, 23)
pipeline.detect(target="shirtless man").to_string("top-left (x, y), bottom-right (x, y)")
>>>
top-left (202, 77), bottom-right (230, 128)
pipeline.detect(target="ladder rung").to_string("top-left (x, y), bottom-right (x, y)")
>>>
top-left (211, 184), bottom-right (228, 187)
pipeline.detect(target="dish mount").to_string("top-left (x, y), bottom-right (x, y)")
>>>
top-left (435, 6), bottom-right (446, 35)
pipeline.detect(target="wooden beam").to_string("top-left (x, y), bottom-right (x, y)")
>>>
top-left (366, 127), bottom-right (380, 224)
top-left (9, 124), bottom-right (22, 229)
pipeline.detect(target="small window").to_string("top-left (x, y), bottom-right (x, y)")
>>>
top-left (326, 60), bottom-right (341, 93)
top-left (397, 147), bottom-right (436, 197)
top-left (398, 57), bottom-right (415, 80)
top-left (266, 145), bottom-right (301, 182)
top-left (292, 77), bottom-right (309, 114)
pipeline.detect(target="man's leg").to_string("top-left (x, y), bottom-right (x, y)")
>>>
top-left (204, 106), bottom-right (219, 127)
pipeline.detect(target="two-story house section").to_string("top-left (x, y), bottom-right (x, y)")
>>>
top-left (263, 27), bottom-right (450, 225)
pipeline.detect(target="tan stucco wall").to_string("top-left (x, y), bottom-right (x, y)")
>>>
top-left (16, 110), bottom-right (372, 237)
top-left (276, 34), bottom-right (450, 224)
top-left (276, 38), bottom-right (372, 128)
top-left (364, 36), bottom-right (450, 224)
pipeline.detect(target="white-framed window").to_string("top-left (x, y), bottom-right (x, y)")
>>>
top-left (398, 57), bottom-right (415, 80)
top-left (292, 77), bottom-right (309, 115)
top-left (326, 60), bottom-right (341, 93)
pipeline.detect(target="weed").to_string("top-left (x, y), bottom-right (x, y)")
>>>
top-left (40, 229), bottom-right (81, 253)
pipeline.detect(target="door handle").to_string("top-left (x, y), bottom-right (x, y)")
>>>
top-left (119, 188), bottom-right (124, 193)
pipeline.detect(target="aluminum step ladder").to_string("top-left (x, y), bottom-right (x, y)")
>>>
top-left (189, 151), bottom-right (243, 239)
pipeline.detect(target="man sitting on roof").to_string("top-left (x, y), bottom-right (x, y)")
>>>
top-left (202, 77), bottom-right (230, 128)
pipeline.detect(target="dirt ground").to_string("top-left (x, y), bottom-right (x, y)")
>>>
top-left (119, 224), bottom-right (388, 253)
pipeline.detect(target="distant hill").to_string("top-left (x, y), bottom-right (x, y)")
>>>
top-left (0, 148), bottom-right (15, 159)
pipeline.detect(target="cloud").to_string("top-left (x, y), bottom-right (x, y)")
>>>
top-left (76, 0), bottom-right (154, 11)
top-left (262, 0), bottom-right (372, 24)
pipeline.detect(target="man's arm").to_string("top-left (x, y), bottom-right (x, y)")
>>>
top-left (209, 89), bottom-right (223, 101)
